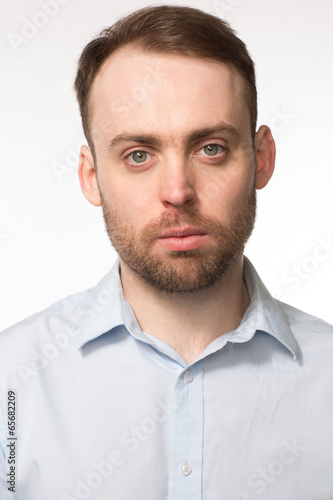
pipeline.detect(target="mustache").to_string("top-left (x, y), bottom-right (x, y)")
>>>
top-left (141, 209), bottom-right (223, 240)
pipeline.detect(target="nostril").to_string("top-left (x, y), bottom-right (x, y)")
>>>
top-left (161, 186), bottom-right (196, 207)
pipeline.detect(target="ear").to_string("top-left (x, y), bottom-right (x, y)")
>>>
top-left (78, 145), bottom-right (101, 207)
top-left (254, 125), bottom-right (276, 190)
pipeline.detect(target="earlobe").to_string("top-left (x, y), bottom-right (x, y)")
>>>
top-left (255, 125), bottom-right (276, 190)
top-left (78, 145), bottom-right (101, 207)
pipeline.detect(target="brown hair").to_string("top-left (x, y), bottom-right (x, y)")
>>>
top-left (74, 5), bottom-right (257, 155)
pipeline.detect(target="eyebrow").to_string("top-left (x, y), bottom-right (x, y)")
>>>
top-left (107, 122), bottom-right (239, 152)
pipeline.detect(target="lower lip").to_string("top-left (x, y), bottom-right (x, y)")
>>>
top-left (157, 234), bottom-right (209, 251)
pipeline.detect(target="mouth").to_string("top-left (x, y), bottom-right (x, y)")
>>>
top-left (157, 226), bottom-right (209, 251)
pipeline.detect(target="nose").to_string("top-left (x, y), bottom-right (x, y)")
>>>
top-left (159, 156), bottom-right (196, 208)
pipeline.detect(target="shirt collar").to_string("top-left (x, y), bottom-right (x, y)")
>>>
top-left (76, 258), bottom-right (155, 350)
top-left (76, 256), bottom-right (299, 360)
top-left (240, 256), bottom-right (299, 360)
top-left (76, 258), bottom-right (125, 349)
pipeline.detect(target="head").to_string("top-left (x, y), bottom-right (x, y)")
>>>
top-left (76, 6), bottom-right (275, 293)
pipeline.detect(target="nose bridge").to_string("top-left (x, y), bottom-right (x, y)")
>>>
top-left (159, 151), bottom-right (196, 207)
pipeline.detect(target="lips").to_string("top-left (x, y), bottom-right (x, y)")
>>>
top-left (157, 226), bottom-right (209, 251)
top-left (158, 227), bottom-right (208, 238)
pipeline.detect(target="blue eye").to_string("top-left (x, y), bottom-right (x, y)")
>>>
top-left (201, 144), bottom-right (224, 156)
top-left (131, 151), bottom-right (148, 163)
top-left (125, 150), bottom-right (154, 167)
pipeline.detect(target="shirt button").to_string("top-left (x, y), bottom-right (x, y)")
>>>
top-left (181, 463), bottom-right (192, 476)
top-left (184, 370), bottom-right (194, 383)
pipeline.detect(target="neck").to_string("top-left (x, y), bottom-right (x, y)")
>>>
top-left (120, 255), bottom-right (250, 364)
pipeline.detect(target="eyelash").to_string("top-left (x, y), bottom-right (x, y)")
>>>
top-left (123, 142), bottom-right (227, 167)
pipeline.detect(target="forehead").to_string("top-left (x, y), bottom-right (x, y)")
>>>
top-left (89, 48), bottom-right (250, 144)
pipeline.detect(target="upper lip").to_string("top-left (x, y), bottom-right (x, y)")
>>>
top-left (158, 226), bottom-right (208, 238)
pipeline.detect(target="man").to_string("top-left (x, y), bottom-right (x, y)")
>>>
top-left (0, 5), bottom-right (332, 500)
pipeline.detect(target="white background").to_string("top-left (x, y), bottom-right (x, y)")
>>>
top-left (0, 0), bottom-right (332, 331)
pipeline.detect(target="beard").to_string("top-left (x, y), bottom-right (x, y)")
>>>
top-left (100, 185), bottom-right (256, 294)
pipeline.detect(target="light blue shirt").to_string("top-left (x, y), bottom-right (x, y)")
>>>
top-left (0, 256), bottom-right (333, 500)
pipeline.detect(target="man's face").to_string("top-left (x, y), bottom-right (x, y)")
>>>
top-left (84, 49), bottom-right (260, 293)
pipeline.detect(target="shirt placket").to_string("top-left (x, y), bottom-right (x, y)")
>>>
top-left (168, 360), bottom-right (204, 500)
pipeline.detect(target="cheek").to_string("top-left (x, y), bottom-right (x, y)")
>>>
top-left (100, 178), bottom-right (154, 226)
top-left (200, 165), bottom-right (252, 207)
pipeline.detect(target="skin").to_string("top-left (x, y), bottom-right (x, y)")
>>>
top-left (79, 47), bottom-right (276, 364)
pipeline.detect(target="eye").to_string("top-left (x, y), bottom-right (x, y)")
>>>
top-left (125, 150), bottom-right (153, 166)
top-left (199, 144), bottom-right (225, 157)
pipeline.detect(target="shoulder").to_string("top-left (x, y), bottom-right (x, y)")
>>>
top-left (0, 291), bottom-right (88, 394)
top-left (0, 261), bottom-right (121, 349)
top-left (0, 286), bottom-right (93, 353)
